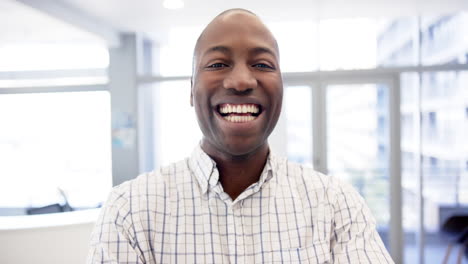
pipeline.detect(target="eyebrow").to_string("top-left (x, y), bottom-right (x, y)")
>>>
top-left (249, 47), bottom-right (278, 59)
top-left (204, 46), bottom-right (231, 56)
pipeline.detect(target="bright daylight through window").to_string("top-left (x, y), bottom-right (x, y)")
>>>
top-left (0, 3), bottom-right (111, 213)
top-left (0, 91), bottom-right (111, 210)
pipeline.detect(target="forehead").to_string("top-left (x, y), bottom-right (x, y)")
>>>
top-left (196, 12), bottom-right (279, 58)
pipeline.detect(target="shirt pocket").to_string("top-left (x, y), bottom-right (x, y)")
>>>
top-left (270, 242), bottom-right (331, 263)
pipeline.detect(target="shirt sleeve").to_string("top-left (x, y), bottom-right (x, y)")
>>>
top-left (87, 183), bottom-right (146, 264)
top-left (329, 178), bottom-right (395, 264)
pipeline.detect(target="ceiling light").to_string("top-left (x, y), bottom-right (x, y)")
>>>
top-left (163, 0), bottom-right (184, 9)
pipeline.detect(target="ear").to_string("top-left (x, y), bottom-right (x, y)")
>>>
top-left (190, 78), bottom-right (194, 107)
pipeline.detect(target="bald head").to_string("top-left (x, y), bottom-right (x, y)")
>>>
top-left (192, 9), bottom-right (279, 76)
top-left (189, 8), bottom-right (283, 159)
top-left (215, 8), bottom-right (257, 18)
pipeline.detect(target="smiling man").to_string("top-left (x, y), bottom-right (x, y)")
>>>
top-left (88, 9), bottom-right (394, 264)
top-left (190, 9), bottom-right (283, 201)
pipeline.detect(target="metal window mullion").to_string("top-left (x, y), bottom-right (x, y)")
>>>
top-left (313, 77), bottom-right (327, 174)
top-left (389, 74), bottom-right (403, 264)
top-left (0, 84), bottom-right (108, 94)
top-left (416, 16), bottom-right (425, 264)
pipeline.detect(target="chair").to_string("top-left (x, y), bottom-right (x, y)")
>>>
top-left (441, 215), bottom-right (468, 264)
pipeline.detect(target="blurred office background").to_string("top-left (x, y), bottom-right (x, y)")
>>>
top-left (0, 0), bottom-right (467, 263)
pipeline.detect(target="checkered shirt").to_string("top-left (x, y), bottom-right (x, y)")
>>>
top-left (87, 145), bottom-right (394, 263)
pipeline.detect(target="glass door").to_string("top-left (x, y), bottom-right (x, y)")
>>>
top-left (281, 76), bottom-right (402, 262)
top-left (319, 77), bottom-right (402, 263)
top-left (325, 82), bottom-right (391, 240)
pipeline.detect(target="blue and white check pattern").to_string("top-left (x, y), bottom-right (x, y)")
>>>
top-left (87, 146), bottom-right (394, 263)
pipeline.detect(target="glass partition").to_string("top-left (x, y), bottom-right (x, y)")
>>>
top-left (326, 82), bottom-right (391, 246)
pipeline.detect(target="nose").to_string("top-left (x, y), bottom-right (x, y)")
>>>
top-left (223, 64), bottom-right (257, 93)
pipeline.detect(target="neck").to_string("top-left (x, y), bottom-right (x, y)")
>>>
top-left (202, 143), bottom-right (269, 200)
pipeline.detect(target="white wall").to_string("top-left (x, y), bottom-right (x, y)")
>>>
top-left (0, 210), bottom-right (98, 264)
top-left (0, 223), bottom-right (94, 264)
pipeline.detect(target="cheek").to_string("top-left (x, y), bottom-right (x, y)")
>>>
top-left (267, 84), bottom-right (283, 110)
top-left (194, 101), bottom-right (208, 125)
top-left (267, 85), bottom-right (283, 127)
top-left (194, 94), bottom-right (210, 115)
top-left (193, 93), bottom-right (215, 131)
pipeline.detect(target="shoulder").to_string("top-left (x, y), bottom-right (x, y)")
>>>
top-left (104, 158), bottom-right (191, 212)
top-left (284, 160), bottom-right (329, 189)
top-left (281, 159), bottom-right (364, 207)
top-left (280, 159), bottom-right (334, 193)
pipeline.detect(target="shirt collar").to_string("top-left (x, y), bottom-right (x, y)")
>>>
top-left (188, 145), bottom-right (217, 195)
top-left (188, 144), bottom-right (278, 196)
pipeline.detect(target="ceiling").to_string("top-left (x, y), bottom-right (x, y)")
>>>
top-left (1, 0), bottom-right (467, 45)
top-left (0, 0), bottom-right (102, 45)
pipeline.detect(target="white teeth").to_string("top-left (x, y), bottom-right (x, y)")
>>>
top-left (219, 104), bottom-right (260, 123)
top-left (219, 104), bottom-right (259, 114)
top-left (223, 115), bottom-right (256, 123)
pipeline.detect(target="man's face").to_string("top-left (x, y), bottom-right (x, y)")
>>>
top-left (191, 12), bottom-right (283, 157)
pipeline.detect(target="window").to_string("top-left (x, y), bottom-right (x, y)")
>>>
top-left (0, 43), bottom-right (109, 72)
top-left (326, 83), bottom-right (391, 234)
top-left (0, 91), bottom-right (112, 209)
top-left (142, 80), bottom-right (202, 167)
top-left (421, 13), bottom-right (467, 65)
top-left (159, 26), bottom-right (202, 77)
top-left (269, 21), bottom-right (319, 72)
top-left (400, 71), bottom-right (468, 263)
top-left (0, 1), bottom-right (111, 213)
top-left (284, 85), bottom-right (313, 165)
top-left (319, 18), bottom-right (379, 70)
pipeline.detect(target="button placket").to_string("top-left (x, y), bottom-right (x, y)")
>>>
top-left (226, 205), bottom-right (237, 264)
top-left (232, 202), bottom-right (246, 264)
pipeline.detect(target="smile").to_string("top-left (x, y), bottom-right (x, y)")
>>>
top-left (217, 103), bottom-right (262, 123)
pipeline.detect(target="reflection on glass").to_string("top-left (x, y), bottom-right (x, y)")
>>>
top-left (421, 13), bottom-right (468, 65)
top-left (377, 13), bottom-right (468, 68)
top-left (0, 92), bottom-right (112, 209)
top-left (326, 83), bottom-right (390, 245)
top-left (285, 86), bottom-right (313, 166)
top-left (377, 17), bottom-right (418, 67)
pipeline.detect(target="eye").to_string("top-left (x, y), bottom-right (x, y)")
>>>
top-left (253, 63), bottom-right (275, 70)
top-left (207, 62), bottom-right (228, 69)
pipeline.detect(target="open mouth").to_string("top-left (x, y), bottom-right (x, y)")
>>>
top-left (217, 103), bottom-right (263, 123)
